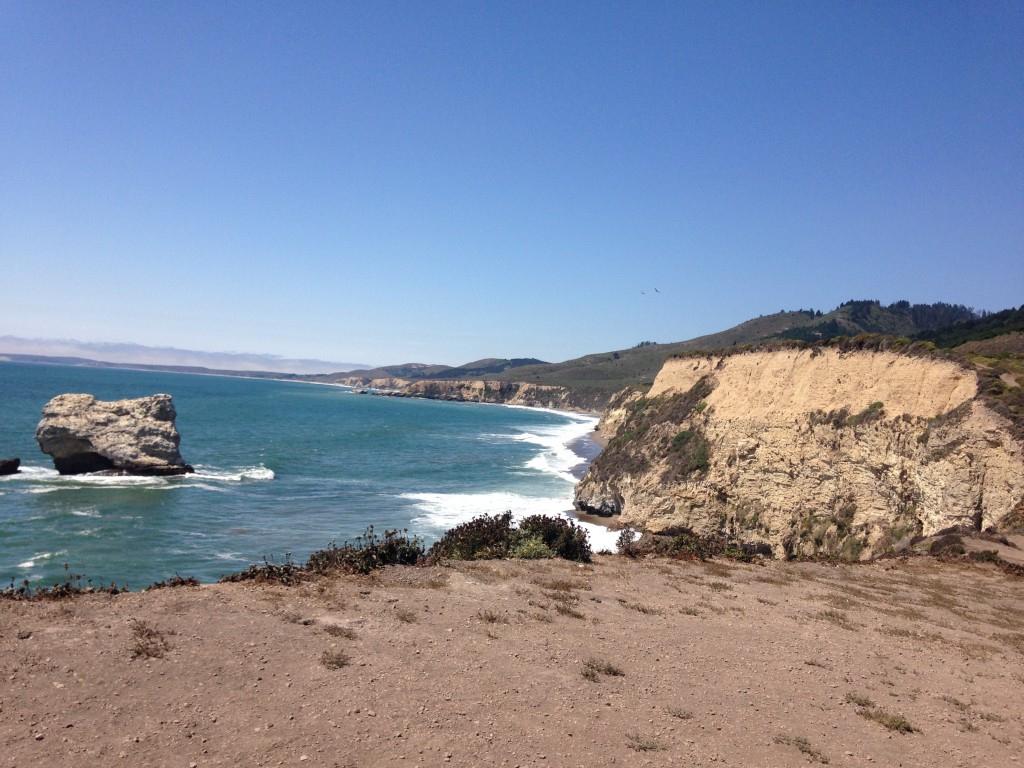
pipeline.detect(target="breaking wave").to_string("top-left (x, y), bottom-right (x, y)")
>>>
top-left (0, 463), bottom-right (275, 493)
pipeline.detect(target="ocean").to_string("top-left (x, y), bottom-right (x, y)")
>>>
top-left (0, 362), bottom-right (615, 587)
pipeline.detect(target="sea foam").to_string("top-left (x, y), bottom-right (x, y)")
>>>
top-left (400, 408), bottom-right (619, 552)
top-left (1, 463), bottom-right (275, 493)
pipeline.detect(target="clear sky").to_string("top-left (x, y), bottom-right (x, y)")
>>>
top-left (1, 1), bottom-right (1021, 366)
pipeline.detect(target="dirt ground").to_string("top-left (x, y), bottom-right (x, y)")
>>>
top-left (1, 555), bottom-right (1021, 767)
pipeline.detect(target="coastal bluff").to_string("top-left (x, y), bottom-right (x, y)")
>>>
top-left (35, 393), bottom-right (193, 475)
top-left (339, 376), bottom-right (600, 411)
top-left (575, 347), bottom-right (1024, 559)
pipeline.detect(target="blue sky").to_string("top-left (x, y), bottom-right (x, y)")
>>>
top-left (1, 1), bottom-right (1021, 366)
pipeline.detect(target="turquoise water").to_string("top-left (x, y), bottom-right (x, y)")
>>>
top-left (0, 362), bottom-right (610, 587)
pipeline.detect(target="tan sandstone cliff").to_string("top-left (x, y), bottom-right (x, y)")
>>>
top-left (389, 379), bottom-right (589, 411)
top-left (340, 377), bottom-right (599, 412)
top-left (575, 347), bottom-right (1024, 559)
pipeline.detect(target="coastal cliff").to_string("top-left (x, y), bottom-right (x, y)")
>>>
top-left (575, 346), bottom-right (1024, 559)
top-left (344, 377), bottom-right (602, 412)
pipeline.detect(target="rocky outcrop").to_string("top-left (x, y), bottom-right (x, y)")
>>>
top-left (575, 348), bottom-right (1024, 559)
top-left (0, 458), bottom-right (20, 475)
top-left (36, 394), bottom-right (193, 476)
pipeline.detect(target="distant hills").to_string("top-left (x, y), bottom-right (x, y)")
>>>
top-left (6, 301), bottom-right (1018, 405)
top-left (483, 300), bottom-right (983, 399)
top-left (313, 299), bottom-right (1001, 403)
top-left (912, 305), bottom-right (1024, 348)
top-left (0, 337), bottom-right (366, 375)
top-left (309, 357), bottom-right (546, 383)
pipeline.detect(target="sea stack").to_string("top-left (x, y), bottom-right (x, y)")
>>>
top-left (35, 393), bottom-right (194, 476)
top-left (0, 458), bottom-right (20, 475)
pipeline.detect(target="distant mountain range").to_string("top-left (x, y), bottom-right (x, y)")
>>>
top-left (0, 337), bottom-right (367, 375)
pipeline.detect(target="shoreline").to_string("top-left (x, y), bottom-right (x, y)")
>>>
top-left (4, 364), bottom-right (617, 579)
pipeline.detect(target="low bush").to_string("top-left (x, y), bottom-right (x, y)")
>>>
top-left (510, 536), bottom-right (555, 559)
top-left (929, 534), bottom-right (966, 557)
top-left (428, 512), bottom-right (517, 560)
top-left (428, 513), bottom-right (591, 563)
top-left (145, 575), bottom-right (199, 590)
top-left (624, 528), bottom-right (770, 561)
top-left (519, 515), bottom-right (591, 562)
top-left (220, 555), bottom-right (307, 586)
top-left (2, 571), bottom-right (126, 601)
top-left (307, 527), bottom-right (424, 575)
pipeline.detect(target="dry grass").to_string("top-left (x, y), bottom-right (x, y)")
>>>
top-left (879, 626), bottom-right (944, 643)
top-left (321, 624), bottom-right (357, 639)
top-left (815, 608), bottom-right (857, 631)
top-left (774, 734), bottom-right (830, 764)
top-left (477, 609), bottom-right (509, 624)
top-left (617, 598), bottom-right (662, 615)
top-left (845, 692), bottom-right (874, 708)
top-left (701, 561), bottom-right (734, 578)
top-left (128, 619), bottom-right (171, 659)
top-left (846, 693), bottom-right (916, 733)
top-left (533, 577), bottom-right (589, 592)
top-left (320, 649), bottom-right (351, 669)
top-left (940, 695), bottom-right (970, 711)
top-left (625, 731), bottom-right (665, 752)
top-left (993, 631), bottom-right (1024, 653)
top-left (394, 606), bottom-right (418, 623)
top-left (665, 706), bottom-right (693, 720)
top-left (581, 658), bottom-right (625, 682)
top-left (555, 603), bottom-right (585, 619)
top-left (857, 706), bottom-right (917, 733)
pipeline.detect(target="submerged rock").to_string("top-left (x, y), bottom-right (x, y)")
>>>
top-left (36, 394), bottom-right (193, 476)
top-left (0, 458), bottom-right (20, 475)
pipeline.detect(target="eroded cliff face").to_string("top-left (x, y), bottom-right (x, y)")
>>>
top-left (575, 349), bottom-right (1024, 559)
top-left (338, 377), bottom-right (602, 412)
top-left (391, 379), bottom-right (589, 411)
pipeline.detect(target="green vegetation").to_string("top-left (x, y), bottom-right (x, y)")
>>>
top-left (670, 428), bottom-right (711, 473)
top-left (619, 527), bottom-right (771, 561)
top-left (809, 401), bottom-right (885, 429)
top-left (427, 512), bottom-right (592, 562)
top-left (914, 305), bottom-right (1024, 348)
top-left (510, 536), bottom-right (555, 559)
top-left (307, 527), bottom-right (425, 575)
top-left (588, 377), bottom-right (714, 482)
top-left (846, 401), bottom-right (885, 427)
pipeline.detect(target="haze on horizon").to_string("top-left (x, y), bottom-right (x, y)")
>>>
top-left (1, 2), bottom-right (1021, 366)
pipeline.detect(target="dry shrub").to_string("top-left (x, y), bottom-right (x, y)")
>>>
top-left (321, 649), bottom-right (351, 669)
top-left (129, 619), bottom-right (171, 659)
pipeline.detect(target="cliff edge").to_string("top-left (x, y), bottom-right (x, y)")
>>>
top-left (575, 346), bottom-right (1024, 559)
